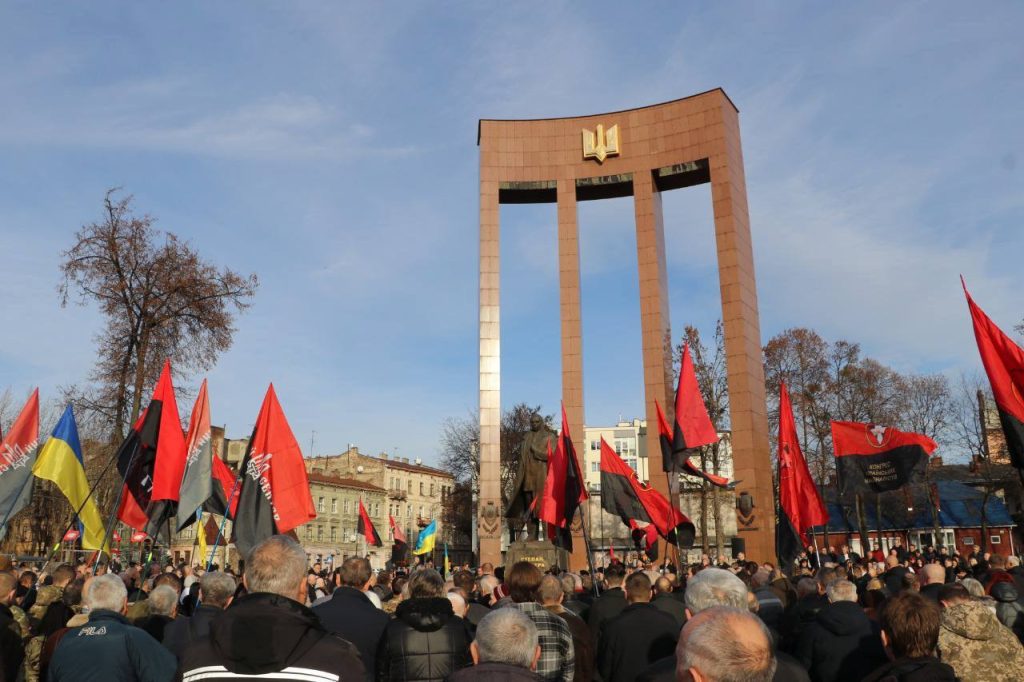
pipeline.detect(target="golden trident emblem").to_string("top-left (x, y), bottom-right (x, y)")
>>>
top-left (582, 123), bottom-right (620, 163)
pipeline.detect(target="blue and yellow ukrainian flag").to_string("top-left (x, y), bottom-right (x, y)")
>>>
top-left (33, 406), bottom-right (109, 552)
top-left (412, 519), bottom-right (437, 556)
top-left (443, 543), bottom-right (450, 576)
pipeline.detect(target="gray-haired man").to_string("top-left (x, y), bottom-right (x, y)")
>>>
top-left (162, 571), bottom-right (236, 658)
top-left (48, 573), bottom-right (177, 682)
top-left (450, 608), bottom-right (543, 682)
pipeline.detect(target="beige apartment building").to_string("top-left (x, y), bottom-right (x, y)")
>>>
top-left (306, 446), bottom-right (455, 548)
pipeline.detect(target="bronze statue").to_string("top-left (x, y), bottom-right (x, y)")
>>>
top-left (505, 413), bottom-right (557, 541)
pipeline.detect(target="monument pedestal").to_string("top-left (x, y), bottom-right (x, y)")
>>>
top-left (505, 540), bottom-right (568, 571)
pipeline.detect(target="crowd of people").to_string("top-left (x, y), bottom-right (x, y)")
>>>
top-left (1, 535), bottom-right (1023, 682)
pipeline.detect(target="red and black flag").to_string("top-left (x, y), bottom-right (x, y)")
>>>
top-left (963, 279), bottom-right (1024, 469)
top-left (358, 499), bottom-right (382, 547)
top-left (777, 382), bottom-right (829, 567)
top-left (599, 438), bottom-right (695, 546)
top-left (232, 384), bottom-right (316, 557)
top-left (832, 421), bottom-right (937, 495)
top-left (538, 404), bottom-right (588, 551)
top-left (389, 514), bottom-right (406, 544)
top-left (206, 455), bottom-right (239, 519)
top-left (629, 519), bottom-right (659, 560)
top-left (660, 343), bottom-right (721, 473)
top-left (655, 401), bottom-right (732, 488)
top-left (389, 515), bottom-right (408, 563)
top-left (0, 389), bottom-right (40, 536)
top-left (116, 361), bottom-right (186, 540)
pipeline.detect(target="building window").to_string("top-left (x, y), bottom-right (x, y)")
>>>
top-left (330, 527), bottom-right (337, 542)
top-left (591, 462), bottom-right (599, 473)
top-left (331, 498), bottom-right (338, 513)
top-left (306, 526), bottom-right (313, 540)
top-left (419, 505), bottom-right (424, 518)
top-left (317, 526), bottom-right (324, 542)
top-left (407, 504), bottom-right (412, 518)
top-left (344, 500), bottom-right (351, 514)
top-left (591, 440), bottom-right (600, 450)
top-left (408, 481), bottom-right (412, 493)
top-left (318, 497), bottom-right (325, 513)
top-left (420, 482), bottom-right (424, 495)
top-left (962, 537), bottom-right (975, 545)
top-left (430, 483), bottom-right (435, 496)
top-left (991, 535), bottom-right (1002, 544)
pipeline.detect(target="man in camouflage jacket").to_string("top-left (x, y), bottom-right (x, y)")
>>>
top-left (937, 584), bottom-right (1024, 682)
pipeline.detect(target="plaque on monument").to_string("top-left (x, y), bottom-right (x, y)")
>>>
top-left (505, 539), bottom-right (568, 572)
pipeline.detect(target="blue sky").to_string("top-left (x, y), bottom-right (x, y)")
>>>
top-left (1, 2), bottom-right (1021, 465)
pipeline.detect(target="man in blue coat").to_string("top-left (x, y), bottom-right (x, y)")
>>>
top-left (48, 573), bottom-right (177, 682)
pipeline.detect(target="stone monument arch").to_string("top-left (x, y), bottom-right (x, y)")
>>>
top-left (477, 88), bottom-right (774, 565)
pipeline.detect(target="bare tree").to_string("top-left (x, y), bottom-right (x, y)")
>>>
top-left (60, 190), bottom-right (258, 441)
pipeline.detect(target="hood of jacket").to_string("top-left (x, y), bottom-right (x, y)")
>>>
top-left (816, 600), bottom-right (872, 636)
top-left (395, 596), bottom-right (456, 632)
top-left (941, 600), bottom-right (1001, 641)
top-left (209, 592), bottom-right (326, 674)
top-left (991, 582), bottom-right (1019, 603)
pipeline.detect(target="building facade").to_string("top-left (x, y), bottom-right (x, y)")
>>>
top-left (306, 446), bottom-right (456, 548)
top-left (301, 472), bottom-right (388, 569)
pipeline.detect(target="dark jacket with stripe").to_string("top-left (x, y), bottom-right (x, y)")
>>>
top-left (176, 592), bottom-right (364, 682)
top-left (313, 586), bottom-right (390, 680)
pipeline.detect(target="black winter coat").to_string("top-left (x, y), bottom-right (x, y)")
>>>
top-left (991, 582), bottom-right (1024, 644)
top-left (596, 603), bottom-right (678, 682)
top-left (794, 601), bottom-right (886, 682)
top-left (449, 662), bottom-right (543, 682)
top-left (861, 656), bottom-right (958, 682)
top-left (162, 604), bottom-right (222, 659)
top-left (586, 587), bottom-right (626, 646)
top-left (0, 604), bottom-right (25, 682)
top-left (314, 586), bottom-right (391, 680)
top-left (375, 597), bottom-right (471, 682)
top-left (176, 592), bottom-right (365, 682)
top-left (651, 593), bottom-right (686, 630)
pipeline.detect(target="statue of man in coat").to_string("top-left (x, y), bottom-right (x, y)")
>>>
top-left (505, 413), bottom-right (557, 542)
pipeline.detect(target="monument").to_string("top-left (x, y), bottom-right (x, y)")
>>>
top-left (477, 89), bottom-right (775, 566)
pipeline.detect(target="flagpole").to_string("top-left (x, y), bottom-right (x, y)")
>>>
top-left (207, 475), bottom-right (241, 571)
top-left (94, 445), bottom-right (140, 576)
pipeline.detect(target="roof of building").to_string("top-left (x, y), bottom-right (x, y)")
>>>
top-left (812, 480), bottom-right (1014, 532)
top-left (307, 471), bottom-right (386, 492)
top-left (308, 451), bottom-right (454, 479)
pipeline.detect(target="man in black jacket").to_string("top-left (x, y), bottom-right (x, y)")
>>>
top-left (162, 571), bottom-right (235, 659)
top-left (651, 576), bottom-right (685, 630)
top-left (795, 579), bottom-right (886, 682)
top-left (177, 535), bottom-right (365, 682)
top-left (863, 591), bottom-right (957, 681)
top-left (586, 562), bottom-right (626, 646)
top-left (597, 572), bottom-right (678, 682)
top-left (450, 608), bottom-right (542, 682)
top-left (314, 556), bottom-right (390, 680)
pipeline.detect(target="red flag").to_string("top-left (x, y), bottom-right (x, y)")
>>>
top-left (609, 545), bottom-right (616, 562)
top-left (115, 360), bottom-right (186, 537)
top-left (112, 530), bottom-right (122, 543)
top-left (655, 400), bottom-right (733, 488)
top-left (0, 388), bottom-right (40, 526)
top-left (389, 514), bottom-right (407, 544)
top-left (663, 343), bottom-right (718, 472)
top-left (538, 404), bottom-right (587, 551)
top-left (130, 530), bottom-right (147, 543)
top-left (963, 278), bottom-right (1024, 469)
top-left (209, 455), bottom-right (239, 518)
top-left (63, 529), bottom-right (80, 542)
top-left (599, 437), bottom-right (694, 545)
top-left (358, 499), bottom-right (383, 547)
top-left (832, 421), bottom-right (937, 494)
top-left (232, 384), bottom-right (316, 556)
top-left (778, 382), bottom-right (828, 543)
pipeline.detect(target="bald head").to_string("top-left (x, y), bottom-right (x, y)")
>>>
top-left (920, 563), bottom-right (945, 586)
top-left (678, 606), bottom-right (775, 682)
top-left (654, 576), bottom-right (673, 595)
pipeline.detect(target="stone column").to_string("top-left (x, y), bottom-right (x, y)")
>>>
top-left (557, 179), bottom-right (589, 570)
top-left (633, 170), bottom-right (674, 501)
top-left (478, 180), bottom-right (502, 566)
top-left (707, 102), bottom-right (775, 561)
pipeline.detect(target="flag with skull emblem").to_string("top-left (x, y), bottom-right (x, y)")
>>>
top-left (831, 421), bottom-right (937, 495)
